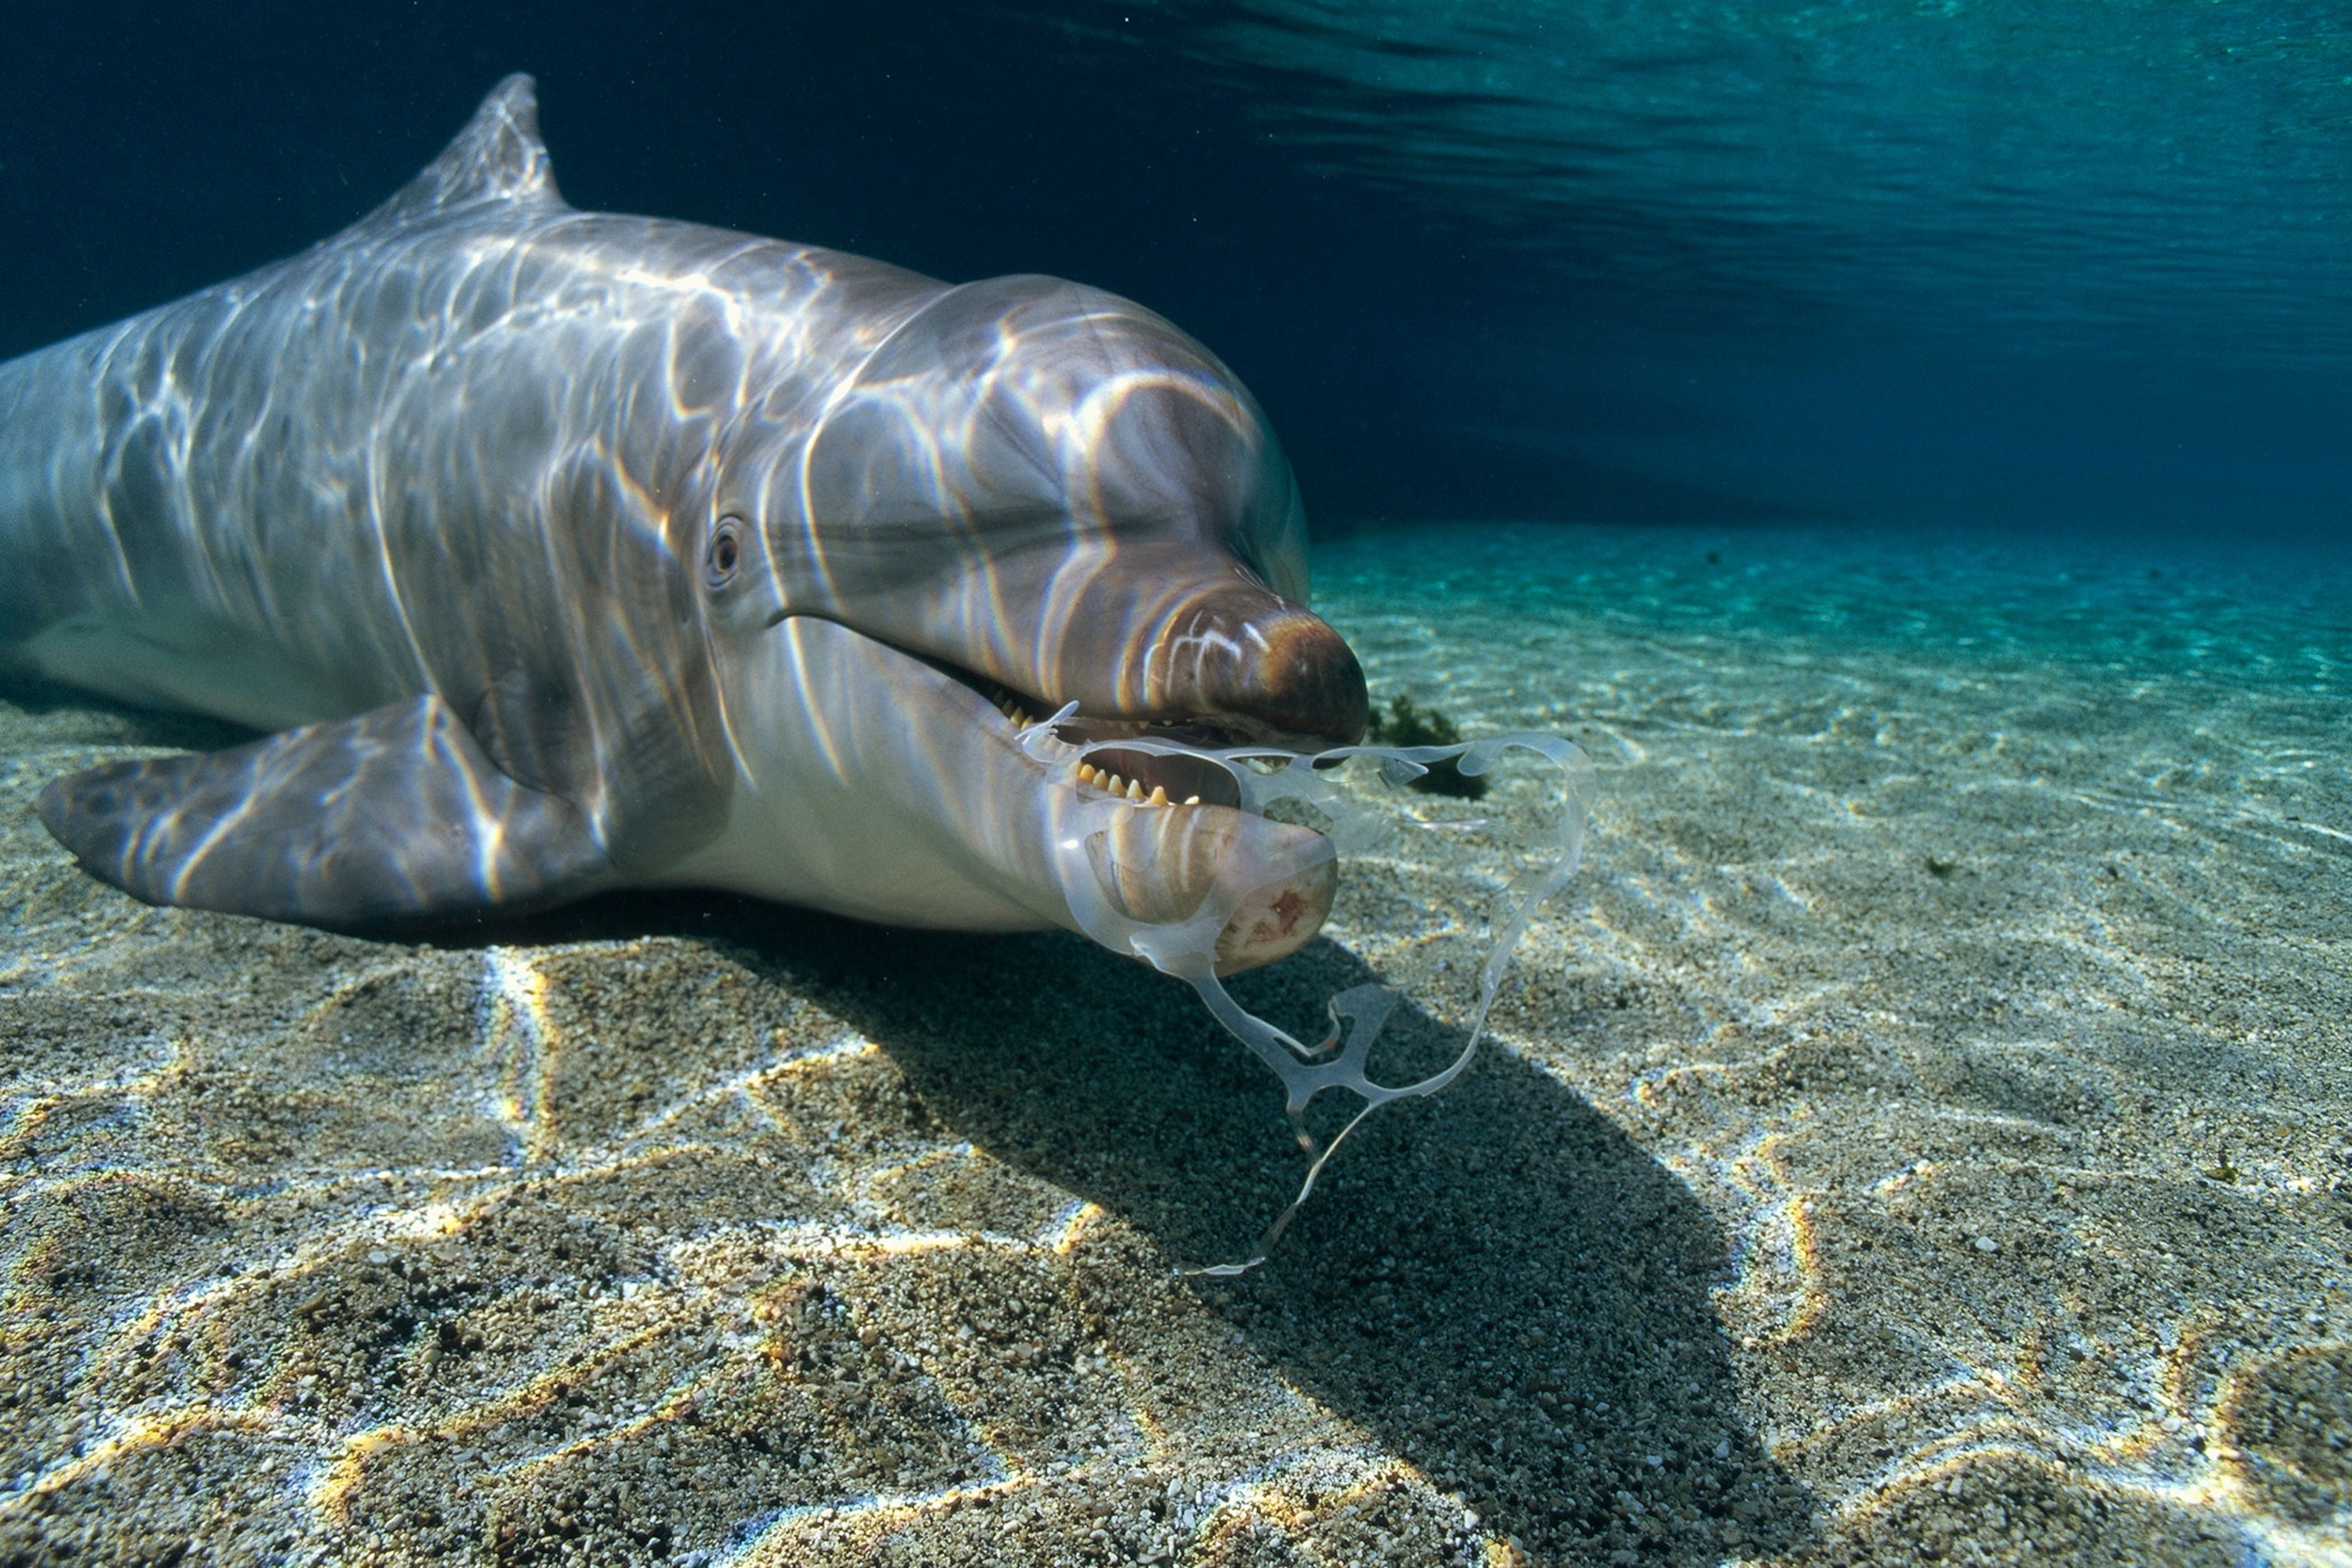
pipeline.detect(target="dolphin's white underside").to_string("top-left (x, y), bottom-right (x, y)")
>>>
top-left (656, 615), bottom-right (1073, 932)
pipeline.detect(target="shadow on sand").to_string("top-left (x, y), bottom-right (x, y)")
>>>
top-left (0, 674), bottom-right (1815, 1562)
top-left (517, 888), bottom-right (1819, 1566)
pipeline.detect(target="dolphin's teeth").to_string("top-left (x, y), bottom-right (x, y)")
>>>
top-left (1147, 785), bottom-right (1168, 806)
top-left (1184, 795), bottom-right (1200, 806)
top-left (1076, 763), bottom-right (1097, 784)
top-left (1105, 773), bottom-right (1122, 795)
top-left (1126, 779), bottom-right (1145, 802)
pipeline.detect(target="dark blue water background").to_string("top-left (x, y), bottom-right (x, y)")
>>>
top-left (5, 1), bottom-right (2350, 545)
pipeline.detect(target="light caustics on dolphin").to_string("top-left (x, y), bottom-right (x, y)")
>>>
top-left (0, 75), bottom-right (1591, 1255)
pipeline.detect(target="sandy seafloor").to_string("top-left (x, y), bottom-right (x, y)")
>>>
top-left (2, 520), bottom-right (2347, 1568)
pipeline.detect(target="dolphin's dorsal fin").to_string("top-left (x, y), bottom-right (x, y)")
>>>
top-left (356, 73), bottom-right (564, 230)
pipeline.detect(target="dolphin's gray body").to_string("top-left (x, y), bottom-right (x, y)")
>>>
top-left (0, 77), bottom-right (1367, 969)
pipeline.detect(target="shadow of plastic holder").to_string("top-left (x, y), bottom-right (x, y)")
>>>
top-left (1020, 704), bottom-right (1594, 1272)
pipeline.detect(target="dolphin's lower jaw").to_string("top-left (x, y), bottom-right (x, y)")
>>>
top-left (671, 616), bottom-right (1335, 972)
top-left (1076, 794), bottom-right (1338, 974)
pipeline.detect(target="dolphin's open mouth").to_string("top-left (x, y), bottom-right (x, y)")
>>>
top-left (985, 690), bottom-right (1249, 808)
top-left (892, 652), bottom-right (1344, 972)
top-left (715, 620), bottom-right (1342, 973)
top-left (961, 674), bottom-right (1318, 812)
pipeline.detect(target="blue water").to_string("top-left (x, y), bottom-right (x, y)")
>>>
top-left (1179, 1), bottom-right (2352, 359)
top-left (1177, 0), bottom-right (2352, 535)
top-left (8, 0), bottom-right (2352, 534)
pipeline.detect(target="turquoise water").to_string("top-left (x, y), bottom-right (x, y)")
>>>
top-left (1324, 523), bottom-right (2352, 1561)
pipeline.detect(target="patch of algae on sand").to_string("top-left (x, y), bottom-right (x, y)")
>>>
top-left (3, 522), bottom-right (2350, 1567)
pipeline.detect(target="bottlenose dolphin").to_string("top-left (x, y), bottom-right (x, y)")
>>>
top-left (0, 75), bottom-right (1368, 972)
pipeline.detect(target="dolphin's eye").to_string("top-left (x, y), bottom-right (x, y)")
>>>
top-left (707, 516), bottom-right (745, 586)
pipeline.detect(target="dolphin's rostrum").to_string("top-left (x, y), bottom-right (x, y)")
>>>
top-left (0, 75), bottom-right (1370, 972)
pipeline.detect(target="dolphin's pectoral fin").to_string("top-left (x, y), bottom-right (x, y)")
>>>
top-left (36, 696), bottom-right (612, 926)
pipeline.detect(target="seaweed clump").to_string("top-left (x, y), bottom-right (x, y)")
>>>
top-left (1364, 694), bottom-right (1488, 799)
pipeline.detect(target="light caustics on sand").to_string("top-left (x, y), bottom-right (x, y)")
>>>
top-left (1020, 710), bottom-right (1595, 1272)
